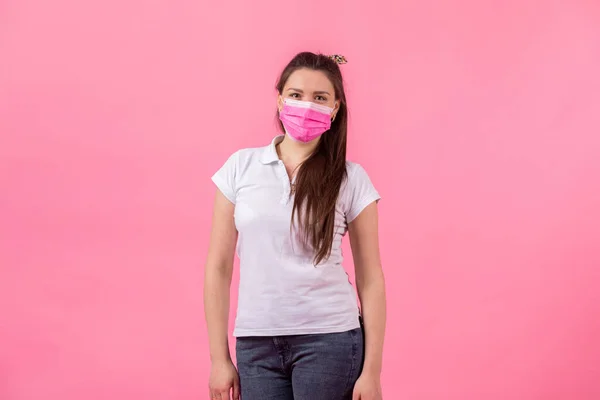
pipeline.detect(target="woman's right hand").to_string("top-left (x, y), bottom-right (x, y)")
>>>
top-left (208, 359), bottom-right (240, 400)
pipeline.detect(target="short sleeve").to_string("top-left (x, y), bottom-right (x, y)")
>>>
top-left (211, 151), bottom-right (239, 204)
top-left (344, 163), bottom-right (381, 223)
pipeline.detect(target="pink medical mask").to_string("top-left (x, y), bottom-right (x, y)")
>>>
top-left (279, 98), bottom-right (334, 143)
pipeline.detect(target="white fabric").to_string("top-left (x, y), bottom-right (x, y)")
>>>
top-left (211, 135), bottom-right (381, 337)
top-left (284, 98), bottom-right (334, 114)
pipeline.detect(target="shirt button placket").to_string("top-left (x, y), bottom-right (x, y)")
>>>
top-left (278, 161), bottom-right (290, 204)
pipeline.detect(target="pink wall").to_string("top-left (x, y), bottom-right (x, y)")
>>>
top-left (1, 1), bottom-right (599, 399)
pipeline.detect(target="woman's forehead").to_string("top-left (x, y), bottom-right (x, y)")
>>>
top-left (284, 69), bottom-right (334, 92)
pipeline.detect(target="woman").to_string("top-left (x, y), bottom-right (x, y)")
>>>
top-left (204, 52), bottom-right (386, 400)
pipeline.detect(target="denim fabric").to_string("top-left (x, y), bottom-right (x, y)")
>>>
top-left (236, 328), bottom-right (364, 400)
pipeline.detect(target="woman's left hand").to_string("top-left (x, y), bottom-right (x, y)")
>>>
top-left (352, 372), bottom-right (383, 400)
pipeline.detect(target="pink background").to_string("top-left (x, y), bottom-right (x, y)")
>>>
top-left (1, 0), bottom-right (600, 399)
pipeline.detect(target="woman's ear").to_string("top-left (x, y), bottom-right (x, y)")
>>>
top-left (332, 101), bottom-right (341, 120)
top-left (277, 95), bottom-right (284, 112)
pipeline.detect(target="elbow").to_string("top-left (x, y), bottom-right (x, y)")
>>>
top-left (204, 260), bottom-right (234, 284)
top-left (355, 265), bottom-right (385, 294)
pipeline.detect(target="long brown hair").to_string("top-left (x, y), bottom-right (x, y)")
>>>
top-left (276, 52), bottom-right (348, 265)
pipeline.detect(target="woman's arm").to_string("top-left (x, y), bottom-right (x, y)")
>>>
top-left (348, 201), bottom-right (386, 378)
top-left (204, 189), bottom-right (238, 363)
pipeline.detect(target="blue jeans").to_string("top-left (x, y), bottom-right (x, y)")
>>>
top-left (236, 328), bottom-right (364, 400)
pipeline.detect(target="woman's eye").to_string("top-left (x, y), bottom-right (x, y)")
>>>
top-left (315, 96), bottom-right (327, 102)
top-left (289, 93), bottom-right (300, 98)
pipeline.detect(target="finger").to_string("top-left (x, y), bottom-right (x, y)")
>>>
top-left (220, 389), bottom-right (231, 400)
top-left (232, 379), bottom-right (241, 400)
top-left (210, 392), bottom-right (222, 400)
top-left (352, 390), bottom-right (360, 400)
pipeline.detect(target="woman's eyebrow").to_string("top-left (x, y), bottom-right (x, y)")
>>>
top-left (287, 88), bottom-right (331, 96)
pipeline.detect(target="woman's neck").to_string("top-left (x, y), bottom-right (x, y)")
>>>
top-left (276, 134), bottom-right (319, 165)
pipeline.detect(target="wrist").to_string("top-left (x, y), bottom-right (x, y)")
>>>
top-left (361, 362), bottom-right (382, 378)
top-left (211, 356), bottom-right (233, 365)
top-left (208, 337), bottom-right (232, 364)
top-left (210, 348), bottom-right (232, 364)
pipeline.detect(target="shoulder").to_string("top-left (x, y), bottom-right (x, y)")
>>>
top-left (339, 160), bottom-right (380, 221)
top-left (340, 160), bottom-right (374, 197)
top-left (219, 144), bottom-right (268, 170)
top-left (341, 160), bottom-right (379, 198)
top-left (345, 160), bottom-right (365, 174)
top-left (223, 146), bottom-right (262, 162)
top-left (235, 146), bottom-right (263, 160)
top-left (344, 161), bottom-right (372, 184)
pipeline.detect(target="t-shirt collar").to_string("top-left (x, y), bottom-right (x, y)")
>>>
top-left (260, 135), bottom-right (285, 164)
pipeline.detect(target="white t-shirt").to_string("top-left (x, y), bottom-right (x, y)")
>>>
top-left (211, 135), bottom-right (381, 337)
